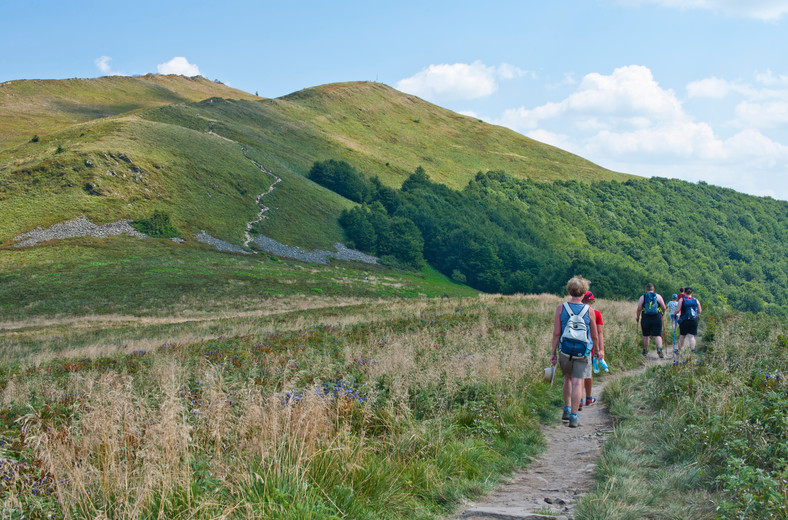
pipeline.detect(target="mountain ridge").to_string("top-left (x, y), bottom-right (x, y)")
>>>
top-left (0, 76), bottom-right (629, 249)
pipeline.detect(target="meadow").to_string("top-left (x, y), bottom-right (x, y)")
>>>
top-left (0, 293), bottom-right (641, 519)
top-left (577, 311), bottom-right (788, 520)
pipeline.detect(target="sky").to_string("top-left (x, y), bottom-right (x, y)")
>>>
top-left (2, 0), bottom-right (788, 200)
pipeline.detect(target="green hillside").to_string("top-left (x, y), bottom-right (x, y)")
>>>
top-left (332, 168), bottom-right (788, 314)
top-left (0, 74), bottom-right (260, 148)
top-left (0, 78), bottom-right (628, 251)
top-left (1, 75), bottom-right (785, 317)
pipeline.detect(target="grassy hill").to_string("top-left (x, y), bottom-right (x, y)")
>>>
top-left (0, 77), bottom-right (629, 251)
top-left (0, 74), bottom-right (260, 148)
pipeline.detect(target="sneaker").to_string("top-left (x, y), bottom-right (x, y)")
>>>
top-left (568, 413), bottom-right (579, 428)
top-left (691, 348), bottom-right (696, 353)
top-left (562, 406), bottom-right (570, 421)
top-left (585, 396), bottom-right (596, 406)
top-left (592, 358), bottom-right (600, 374)
top-left (657, 348), bottom-right (664, 359)
top-left (599, 359), bottom-right (610, 372)
top-left (643, 349), bottom-right (648, 356)
top-left (578, 399), bottom-right (583, 411)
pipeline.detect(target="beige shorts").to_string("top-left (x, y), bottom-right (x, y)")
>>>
top-left (559, 352), bottom-right (592, 379)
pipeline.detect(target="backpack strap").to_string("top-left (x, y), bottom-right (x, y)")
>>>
top-left (562, 302), bottom-right (590, 318)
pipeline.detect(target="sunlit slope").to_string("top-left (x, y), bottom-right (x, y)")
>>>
top-left (0, 115), bottom-right (282, 243)
top-left (1, 79), bottom-right (630, 250)
top-left (278, 82), bottom-right (631, 188)
top-left (0, 74), bottom-right (260, 148)
top-left (145, 81), bottom-right (629, 190)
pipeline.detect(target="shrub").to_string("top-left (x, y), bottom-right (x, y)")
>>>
top-left (131, 210), bottom-right (179, 238)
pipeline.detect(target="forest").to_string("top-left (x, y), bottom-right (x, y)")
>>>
top-left (308, 160), bottom-right (788, 315)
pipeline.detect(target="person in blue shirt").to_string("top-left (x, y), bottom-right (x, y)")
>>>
top-left (551, 277), bottom-right (599, 428)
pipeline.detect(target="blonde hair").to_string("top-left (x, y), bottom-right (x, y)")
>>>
top-left (566, 277), bottom-right (590, 297)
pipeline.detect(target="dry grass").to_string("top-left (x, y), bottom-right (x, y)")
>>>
top-left (3, 293), bottom-right (642, 518)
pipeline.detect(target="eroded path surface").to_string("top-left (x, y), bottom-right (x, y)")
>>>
top-left (455, 355), bottom-right (668, 520)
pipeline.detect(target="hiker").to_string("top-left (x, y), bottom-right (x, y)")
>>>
top-left (667, 294), bottom-right (679, 330)
top-left (666, 294), bottom-right (679, 354)
top-left (636, 283), bottom-right (667, 358)
top-left (551, 277), bottom-right (598, 428)
top-left (675, 287), bottom-right (702, 354)
top-left (677, 287), bottom-right (686, 303)
top-left (579, 291), bottom-right (604, 411)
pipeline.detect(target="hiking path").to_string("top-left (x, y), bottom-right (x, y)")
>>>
top-left (454, 353), bottom-right (671, 520)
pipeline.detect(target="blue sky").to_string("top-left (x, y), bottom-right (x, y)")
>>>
top-left (2, 0), bottom-right (788, 199)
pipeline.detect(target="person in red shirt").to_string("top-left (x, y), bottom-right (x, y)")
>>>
top-left (580, 291), bottom-right (603, 409)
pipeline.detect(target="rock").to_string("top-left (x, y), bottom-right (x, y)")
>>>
top-left (250, 235), bottom-right (378, 264)
top-left (12, 217), bottom-right (147, 247)
top-left (194, 231), bottom-right (251, 255)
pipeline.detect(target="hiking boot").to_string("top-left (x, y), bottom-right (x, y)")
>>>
top-left (568, 413), bottom-right (579, 428)
top-left (657, 348), bottom-right (664, 358)
top-left (642, 349), bottom-right (648, 356)
top-left (562, 407), bottom-right (570, 421)
top-left (585, 396), bottom-right (596, 406)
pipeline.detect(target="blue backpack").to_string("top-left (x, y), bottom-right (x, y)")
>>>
top-left (643, 292), bottom-right (660, 315)
top-left (681, 297), bottom-right (699, 322)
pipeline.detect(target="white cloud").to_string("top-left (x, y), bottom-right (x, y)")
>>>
top-left (458, 110), bottom-right (480, 119)
top-left (396, 61), bottom-right (531, 101)
top-left (724, 128), bottom-right (788, 166)
top-left (547, 72), bottom-right (578, 90)
top-left (756, 69), bottom-right (788, 86)
top-left (495, 64), bottom-right (788, 199)
top-left (686, 77), bottom-right (734, 98)
top-left (525, 129), bottom-right (574, 151)
top-left (95, 56), bottom-right (112, 74)
top-left (497, 63), bottom-right (530, 80)
top-left (157, 57), bottom-right (201, 77)
top-left (624, 0), bottom-right (788, 21)
top-left (586, 121), bottom-right (724, 160)
top-left (94, 56), bottom-right (125, 76)
top-left (498, 65), bottom-right (684, 133)
top-left (735, 100), bottom-right (788, 128)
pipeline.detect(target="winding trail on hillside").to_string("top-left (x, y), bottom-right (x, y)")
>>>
top-left (239, 146), bottom-right (281, 248)
top-left (454, 354), bottom-right (670, 520)
top-left (200, 127), bottom-right (377, 264)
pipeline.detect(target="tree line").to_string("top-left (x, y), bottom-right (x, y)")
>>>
top-left (309, 160), bottom-right (788, 315)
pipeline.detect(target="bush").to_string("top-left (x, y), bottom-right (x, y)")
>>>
top-left (308, 160), bottom-right (372, 203)
top-left (131, 210), bottom-right (179, 238)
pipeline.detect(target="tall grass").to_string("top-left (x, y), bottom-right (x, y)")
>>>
top-left (576, 311), bottom-right (788, 520)
top-left (1, 293), bottom-right (646, 519)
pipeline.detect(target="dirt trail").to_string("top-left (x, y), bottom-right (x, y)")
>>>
top-left (455, 353), bottom-right (670, 520)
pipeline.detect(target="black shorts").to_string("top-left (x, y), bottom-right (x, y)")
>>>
top-left (641, 314), bottom-right (663, 337)
top-left (679, 318), bottom-right (698, 336)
